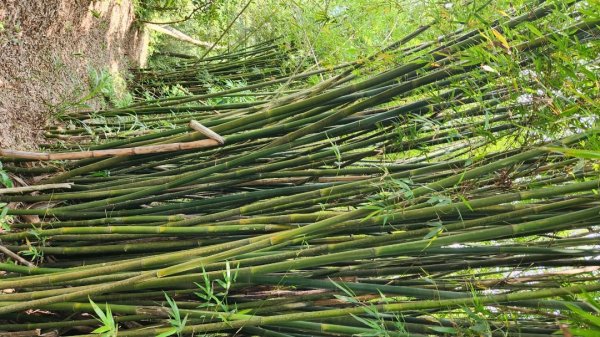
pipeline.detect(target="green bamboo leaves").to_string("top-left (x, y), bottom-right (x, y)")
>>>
top-left (89, 298), bottom-right (118, 337)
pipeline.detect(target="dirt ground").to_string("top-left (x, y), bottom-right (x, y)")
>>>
top-left (0, 0), bottom-right (148, 150)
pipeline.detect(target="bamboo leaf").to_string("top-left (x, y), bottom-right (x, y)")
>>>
top-left (568, 329), bottom-right (600, 337)
top-left (156, 328), bottom-right (178, 337)
top-left (92, 326), bottom-right (111, 334)
top-left (491, 28), bottom-right (510, 51)
top-left (523, 22), bottom-right (544, 38)
top-left (424, 226), bottom-right (443, 240)
top-left (566, 303), bottom-right (600, 328)
top-left (89, 298), bottom-right (107, 322)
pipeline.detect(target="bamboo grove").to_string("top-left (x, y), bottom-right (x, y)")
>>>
top-left (0, 1), bottom-right (599, 336)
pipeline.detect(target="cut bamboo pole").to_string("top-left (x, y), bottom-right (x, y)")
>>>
top-left (189, 120), bottom-right (225, 144)
top-left (0, 139), bottom-right (221, 161)
top-left (0, 183), bottom-right (72, 194)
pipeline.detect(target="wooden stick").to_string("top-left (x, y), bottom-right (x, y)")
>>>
top-left (0, 183), bottom-right (73, 194)
top-left (0, 139), bottom-right (221, 161)
top-left (0, 243), bottom-right (36, 267)
top-left (189, 120), bottom-right (226, 144)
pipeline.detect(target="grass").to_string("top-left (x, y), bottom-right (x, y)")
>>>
top-left (47, 67), bottom-right (133, 121)
top-left (88, 68), bottom-right (134, 109)
top-left (195, 260), bottom-right (238, 313)
top-left (563, 293), bottom-right (600, 337)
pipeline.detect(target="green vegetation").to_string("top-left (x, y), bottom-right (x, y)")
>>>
top-left (89, 298), bottom-right (118, 337)
top-left (0, 162), bottom-right (12, 232)
top-left (159, 293), bottom-right (188, 337)
top-left (0, 0), bottom-right (599, 336)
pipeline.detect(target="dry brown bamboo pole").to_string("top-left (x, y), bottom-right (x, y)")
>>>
top-left (0, 139), bottom-right (221, 161)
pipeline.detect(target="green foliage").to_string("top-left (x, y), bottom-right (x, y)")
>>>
top-left (194, 261), bottom-right (238, 313)
top-left (134, 0), bottom-right (219, 22)
top-left (0, 162), bottom-right (13, 232)
top-left (88, 68), bottom-right (134, 109)
top-left (21, 238), bottom-right (44, 263)
top-left (562, 293), bottom-right (600, 337)
top-left (327, 136), bottom-right (342, 169)
top-left (330, 279), bottom-right (408, 336)
top-left (0, 162), bottom-right (13, 188)
top-left (48, 68), bottom-right (133, 118)
top-left (364, 175), bottom-right (414, 227)
top-left (158, 293), bottom-right (188, 337)
top-left (0, 204), bottom-right (9, 232)
top-left (136, 0), bottom-right (598, 152)
top-left (89, 298), bottom-right (118, 337)
top-left (161, 84), bottom-right (192, 98)
top-left (135, 0), bottom-right (225, 60)
top-left (140, 1), bottom-right (428, 64)
top-left (424, 220), bottom-right (444, 240)
top-left (91, 170), bottom-right (111, 178)
top-left (74, 68), bottom-right (113, 110)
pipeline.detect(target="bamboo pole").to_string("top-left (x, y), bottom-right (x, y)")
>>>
top-left (0, 183), bottom-right (72, 194)
top-left (189, 120), bottom-right (225, 144)
top-left (0, 139), bottom-right (221, 161)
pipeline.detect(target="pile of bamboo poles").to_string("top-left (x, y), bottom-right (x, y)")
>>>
top-left (0, 1), bottom-right (599, 336)
top-left (130, 39), bottom-right (301, 97)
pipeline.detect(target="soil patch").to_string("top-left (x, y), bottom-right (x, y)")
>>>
top-left (0, 0), bottom-right (147, 150)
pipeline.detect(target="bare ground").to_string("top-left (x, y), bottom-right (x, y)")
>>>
top-left (0, 0), bottom-right (148, 150)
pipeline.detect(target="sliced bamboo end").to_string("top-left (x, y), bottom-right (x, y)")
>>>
top-left (189, 120), bottom-right (226, 145)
